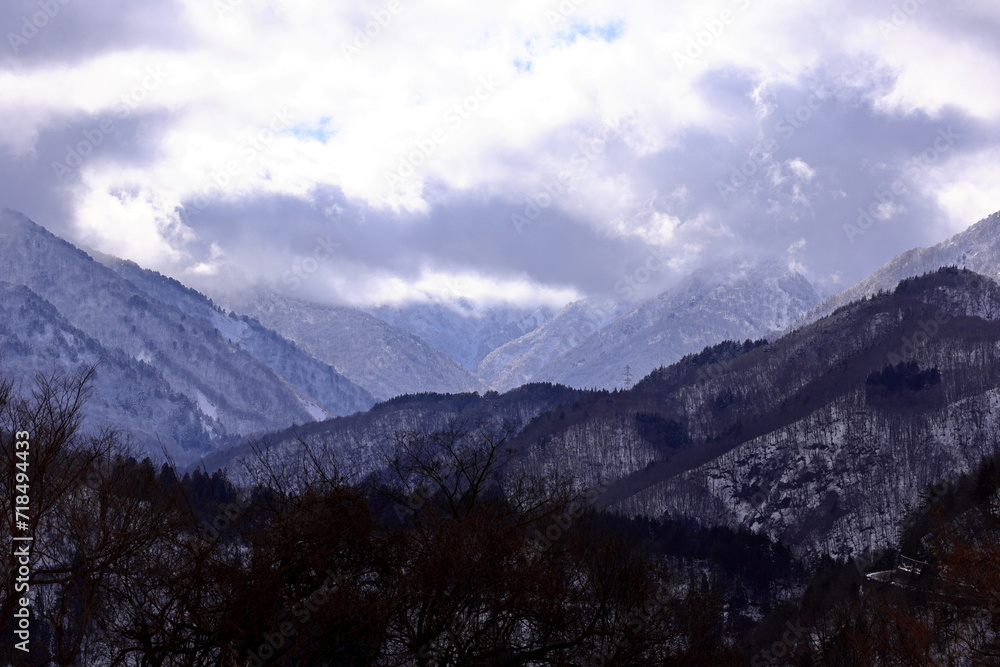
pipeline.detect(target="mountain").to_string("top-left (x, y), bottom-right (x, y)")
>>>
top-left (191, 241), bottom-right (1000, 564)
top-left (0, 209), bottom-right (372, 463)
top-left (198, 382), bottom-right (588, 482)
top-left (94, 254), bottom-right (374, 421)
top-left (510, 267), bottom-right (1000, 559)
top-left (0, 280), bottom-right (214, 454)
top-left (476, 300), bottom-right (622, 392)
top-left (369, 300), bottom-right (554, 369)
top-left (215, 266), bottom-right (1000, 562)
top-left (228, 291), bottom-right (485, 401)
top-left (794, 209), bottom-right (1000, 327)
top-left (486, 258), bottom-right (820, 391)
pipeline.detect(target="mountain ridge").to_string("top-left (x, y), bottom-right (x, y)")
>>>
top-left (792, 209), bottom-right (1000, 330)
top-left (225, 289), bottom-right (486, 401)
top-left (481, 257), bottom-right (820, 391)
top-left (0, 209), bottom-right (371, 462)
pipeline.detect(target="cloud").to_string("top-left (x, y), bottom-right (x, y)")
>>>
top-left (0, 0), bottom-right (193, 67)
top-left (787, 158), bottom-right (816, 181)
top-left (1, 0), bottom-right (998, 310)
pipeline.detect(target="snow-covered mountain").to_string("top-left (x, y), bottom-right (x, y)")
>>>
top-left (199, 382), bottom-right (587, 483)
top-left (484, 258), bottom-right (820, 391)
top-left (212, 266), bottom-right (1000, 563)
top-left (476, 300), bottom-right (622, 392)
top-left (0, 209), bottom-right (372, 463)
top-left (229, 291), bottom-right (485, 401)
top-left (508, 267), bottom-right (1000, 559)
top-left (0, 280), bottom-right (215, 455)
top-left (369, 299), bottom-right (554, 370)
top-left (94, 254), bottom-right (374, 421)
top-left (610, 268), bottom-right (1000, 558)
top-left (794, 209), bottom-right (1000, 328)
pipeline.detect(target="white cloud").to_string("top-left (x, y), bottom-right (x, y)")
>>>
top-left (929, 147), bottom-right (1000, 234)
top-left (1, 0), bottom-right (998, 306)
top-left (787, 158), bottom-right (815, 181)
top-left (344, 267), bottom-right (581, 309)
top-left (75, 170), bottom-right (195, 267)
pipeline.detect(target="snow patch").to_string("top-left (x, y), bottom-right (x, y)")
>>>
top-left (211, 312), bottom-right (247, 343)
top-left (301, 399), bottom-right (328, 422)
top-left (193, 391), bottom-right (218, 419)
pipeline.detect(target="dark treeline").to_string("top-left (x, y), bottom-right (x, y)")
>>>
top-left (3, 369), bottom-right (999, 665)
top-left (0, 369), bottom-right (750, 665)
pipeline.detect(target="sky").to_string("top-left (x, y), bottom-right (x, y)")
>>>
top-left (2, 0), bottom-right (1000, 310)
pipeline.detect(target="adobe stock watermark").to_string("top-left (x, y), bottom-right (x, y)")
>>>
top-left (878, 0), bottom-right (931, 37)
top-left (282, 235), bottom-right (340, 290)
top-left (614, 246), bottom-right (672, 301)
top-left (576, 242), bottom-right (675, 341)
top-left (12, 430), bottom-right (32, 653)
top-left (214, 0), bottom-right (247, 19)
top-left (672, 0), bottom-right (752, 72)
top-left (776, 87), bottom-right (830, 141)
top-left (193, 494), bottom-right (253, 555)
top-left (716, 140), bottom-right (775, 202)
top-left (717, 85), bottom-right (830, 202)
top-left (390, 454), bottom-right (465, 524)
top-left (549, 247), bottom-right (666, 345)
top-left (187, 106), bottom-right (294, 214)
top-left (844, 127), bottom-right (960, 245)
top-left (544, 0), bottom-right (587, 28)
top-left (51, 65), bottom-right (168, 180)
top-left (383, 75), bottom-right (501, 190)
top-left (511, 123), bottom-right (622, 234)
top-left (7, 0), bottom-right (71, 53)
top-left (341, 0), bottom-right (403, 62)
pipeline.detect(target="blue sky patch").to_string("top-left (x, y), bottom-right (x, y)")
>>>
top-left (556, 21), bottom-right (625, 45)
top-left (288, 116), bottom-right (336, 143)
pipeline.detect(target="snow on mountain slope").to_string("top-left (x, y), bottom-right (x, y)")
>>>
top-left (230, 290), bottom-right (485, 401)
top-left (794, 209), bottom-right (1000, 329)
top-left (614, 270), bottom-right (1000, 559)
top-left (513, 268), bottom-right (1000, 560)
top-left (199, 383), bottom-right (588, 485)
top-left (619, 384), bottom-right (1000, 559)
top-left (476, 300), bottom-right (622, 392)
top-left (95, 254), bottom-right (374, 418)
top-left (533, 258), bottom-right (820, 390)
top-left (0, 209), bottom-right (351, 459)
top-left (0, 281), bottom-right (215, 460)
top-left (369, 299), bottom-right (554, 369)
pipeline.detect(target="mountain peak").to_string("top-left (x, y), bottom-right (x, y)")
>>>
top-left (795, 208), bottom-right (1000, 329)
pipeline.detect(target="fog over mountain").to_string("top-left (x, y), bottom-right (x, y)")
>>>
top-left (369, 300), bottom-right (554, 370)
top-left (227, 290), bottom-right (487, 401)
top-left (524, 257), bottom-right (821, 390)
